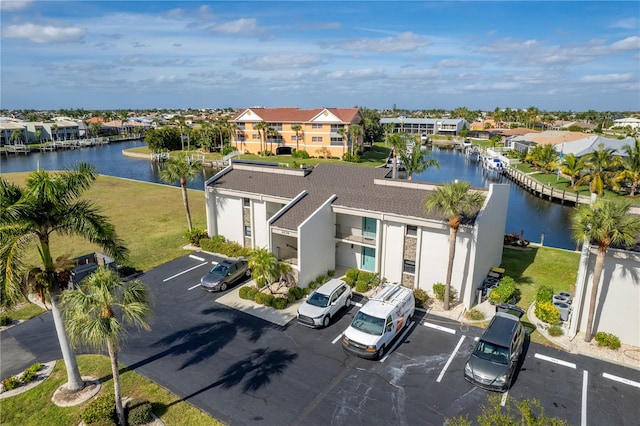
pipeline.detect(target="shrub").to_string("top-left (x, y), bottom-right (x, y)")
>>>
top-left (433, 283), bottom-right (456, 302)
top-left (239, 285), bottom-right (258, 300)
top-left (259, 150), bottom-right (273, 157)
top-left (292, 149), bottom-right (310, 159)
top-left (595, 332), bottom-right (621, 350)
top-left (0, 314), bottom-right (12, 326)
top-left (221, 145), bottom-right (236, 156)
top-left (536, 286), bottom-right (554, 304)
top-left (342, 152), bottom-right (360, 163)
top-left (465, 308), bottom-right (485, 321)
top-left (20, 362), bottom-right (42, 384)
top-left (535, 301), bottom-right (561, 325)
top-left (547, 325), bottom-right (563, 337)
top-left (272, 297), bottom-right (289, 310)
top-left (413, 288), bottom-right (429, 308)
top-left (344, 269), bottom-right (359, 287)
top-left (199, 236), bottom-right (251, 258)
top-left (327, 269), bottom-right (335, 277)
top-left (184, 228), bottom-right (208, 246)
top-left (286, 293), bottom-right (296, 303)
top-left (315, 275), bottom-right (328, 285)
top-left (355, 280), bottom-right (369, 293)
top-left (254, 292), bottom-right (275, 307)
top-left (288, 287), bottom-right (304, 300)
top-left (308, 281), bottom-right (317, 290)
top-left (487, 277), bottom-right (518, 305)
top-left (81, 394), bottom-right (116, 425)
top-left (126, 399), bottom-right (153, 426)
top-left (2, 375), bottom-right (20, 391)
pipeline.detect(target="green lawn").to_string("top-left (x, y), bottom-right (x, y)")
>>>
top-left (0, 355), bottom-right (223, 426)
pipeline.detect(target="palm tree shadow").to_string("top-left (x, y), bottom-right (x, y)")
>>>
top-left (167, 347), bottom-right (298, 406)
top-left (200, 306), bottom-right (275, 343)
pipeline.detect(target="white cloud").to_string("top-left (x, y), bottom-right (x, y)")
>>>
top-left (610, 17), bottom-right (638, 29)
top-left (0, 0), bottom-right (33, 11)
top-left (436, 59), bottom-right (478, 68)
top-left (610, 36), bottom-right (640, 51)
top-left (234, 54), bottom-right (324, 70)
top-left (580, 73), bottom-right (634, 83)
top-left (2, 23), bottom-right (86, 43)
top-left (208, 18), bottom-right (260, 35)
top-left (326, 68), bottom-right (387, 80)
top-left (321, 32), bottom-right (430, 53)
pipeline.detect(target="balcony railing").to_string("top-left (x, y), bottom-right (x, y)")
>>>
top-left (335, 225), bottom-right (376, 245)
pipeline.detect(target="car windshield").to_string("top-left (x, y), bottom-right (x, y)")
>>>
top-left (473, 341), bottom-right (509, 365)
top-left (351, 311), bottom-right (385, 335)
top-left (307, 292), bottom-right (329, 307)
top-left (209, 264), bottom-right (228, 275)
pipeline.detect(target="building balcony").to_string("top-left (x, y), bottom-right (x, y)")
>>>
top-left (335, 225), bottom-right (376, 246)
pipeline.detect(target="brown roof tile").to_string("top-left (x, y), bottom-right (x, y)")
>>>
top-left (231, 107), bottom-right (361, 124)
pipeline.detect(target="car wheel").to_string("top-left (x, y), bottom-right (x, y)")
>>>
top-left (378, 345), bottom-right (386, 360)
top-left (322, 315), bottom-right (330, 328)
top-left (345, 296), bottom-right (352, 308)
top-left (220, 282), bottom-right (228, 291)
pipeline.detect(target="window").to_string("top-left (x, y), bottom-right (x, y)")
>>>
top-left (312, 123), bottom-right (323, 129)
top-left (237, 123), bottom-right (245, 130)
top-left (252, 134), bottom-right (260, 139)
top-left (271, 123), bottom-right (282, 131)
top-left (244, 226), bottom-right (252, 237)
top-left (330, 137), bottom-right (343, 146)
top-left (243, 198), bottom-right (250, 207)
top-left (331, 124), bottom-right (344, 132)
top-left (312, 136), bottom-right (323, 143)
top-left (403, 259), bottom-right (415, 274)
top-left (406, 225), bottom-right (417, 236)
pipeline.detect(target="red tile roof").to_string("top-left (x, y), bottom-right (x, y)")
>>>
top-left (232, 107), bottom-right (362, 124)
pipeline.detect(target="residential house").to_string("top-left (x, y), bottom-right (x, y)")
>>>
top-left (230, 107), bottom-right (363, 157)
top-left (204, 161), bottom-right (510, 308)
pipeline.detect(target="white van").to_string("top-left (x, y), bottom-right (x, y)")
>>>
top-left (342, 284), bottom-right (415, 360)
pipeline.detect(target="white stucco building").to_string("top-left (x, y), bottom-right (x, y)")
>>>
top-left (204, 161), bottom-right (510, 308)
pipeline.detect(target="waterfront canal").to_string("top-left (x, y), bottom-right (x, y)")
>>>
top-left (0, 141), bottom-right (576, 250)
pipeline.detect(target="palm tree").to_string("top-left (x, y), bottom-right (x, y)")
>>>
top-left (248, 247), bottom-right (279, 290)
top-left (348, 124), bottom-right (363, 156)
top-left (291, 124), bottom-right (303, 151)
top-left (574, 144), bottom-right (623, 196)
top-left (388, 133), bottom-right (406, 179)
top-left (337, 128), bottom-right (348, 157)
top-left (560, 153), bottom-right (586, 188)
top-left (267, 127), bottom-right (279, 154)
top-left (0, 163), bottom-right (128, 392)
top-left (159, 154), bottom-right (202, 231)
top-left (254, 121), bottom-right (268, 156)
top-left (51, 123), bottom-right (59, 141)
top-left (61, 267), bottom-right (151, 426)
top-left (571, 200), bottom-right (640, 342)
top-left (617, 139), bottom-right (640, 197)
top-left (90, 122), bottom-right (102, 138)
top-left (424, 181), bottom-right (486, 310)
top-left (399, 142), bottom-right (439, 181)
top-left (10, 129), bottom-right (23, 145)
top-left (172, 116), bottom-right (187, 151)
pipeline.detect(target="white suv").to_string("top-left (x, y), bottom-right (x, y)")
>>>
top-left (297, 278), bottom-right (352, 328)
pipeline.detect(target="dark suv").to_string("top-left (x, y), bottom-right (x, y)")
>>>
top-left (201, 258), bottom-right (250, 292)
top-left (464, 304), bottom-right (525, 392)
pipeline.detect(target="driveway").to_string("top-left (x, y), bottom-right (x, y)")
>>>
top-left (3, 253), bottom-right (640, 425)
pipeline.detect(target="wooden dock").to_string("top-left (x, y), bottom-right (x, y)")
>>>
top-left (503, 166), bottom-right (593, 206)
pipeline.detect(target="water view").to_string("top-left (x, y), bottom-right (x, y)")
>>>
top-left (0, 141), bottom-right (576, 250)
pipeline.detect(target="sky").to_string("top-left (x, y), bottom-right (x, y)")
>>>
top-left (1, 1), bottom-right (639, 112)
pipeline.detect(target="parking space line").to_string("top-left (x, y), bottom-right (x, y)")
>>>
top-left (162, 262), bottom-right (209, 282)
top-left (534, 353), bottom-right (576, 369)
top-left (423, 321), bottom-right (456, 335)
top-left (332, 333), bottom-right (344, 345)
top-left (380, 321), bottom-right (416, 363)
top-left (353, 302), bottom-right (363, 307)
top-left (581, 370), bottom-right (588, 426)
top-left (436, 335), bottom-right (465, 382)
top-left (189, 254), bottom-right (205, 261)
top-left (602, 372), bottom-right (640, 389)
top-left (188, 283), bottom-right (201, 291)
top-left (501, 391), bottom-right (508, 406)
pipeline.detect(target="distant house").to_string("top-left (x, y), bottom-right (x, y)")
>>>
top-left (230, 107), bottom-right (363, 157)
top-left (506, 131), bottom-right (634, 157)
top-left (204, 161), bottom-right (510, 308)
top-left (611, 117), bottom-right (640, 130)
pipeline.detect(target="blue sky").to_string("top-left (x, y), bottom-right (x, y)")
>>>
top-left (1, 1), bottom-right (639, 111)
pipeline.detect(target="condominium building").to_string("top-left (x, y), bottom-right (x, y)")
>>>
top-left (230, 107), bottom-right (363, 157)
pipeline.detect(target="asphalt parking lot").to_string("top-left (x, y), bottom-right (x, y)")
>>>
top-left (3, 253), bottom-right (640, 425)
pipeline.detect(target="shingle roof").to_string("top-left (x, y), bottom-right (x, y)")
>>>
top-left (209, 162), bottom-right (483, 230)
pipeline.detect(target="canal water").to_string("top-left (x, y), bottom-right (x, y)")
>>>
top-left (0, 141), bottom-right (576, 250)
